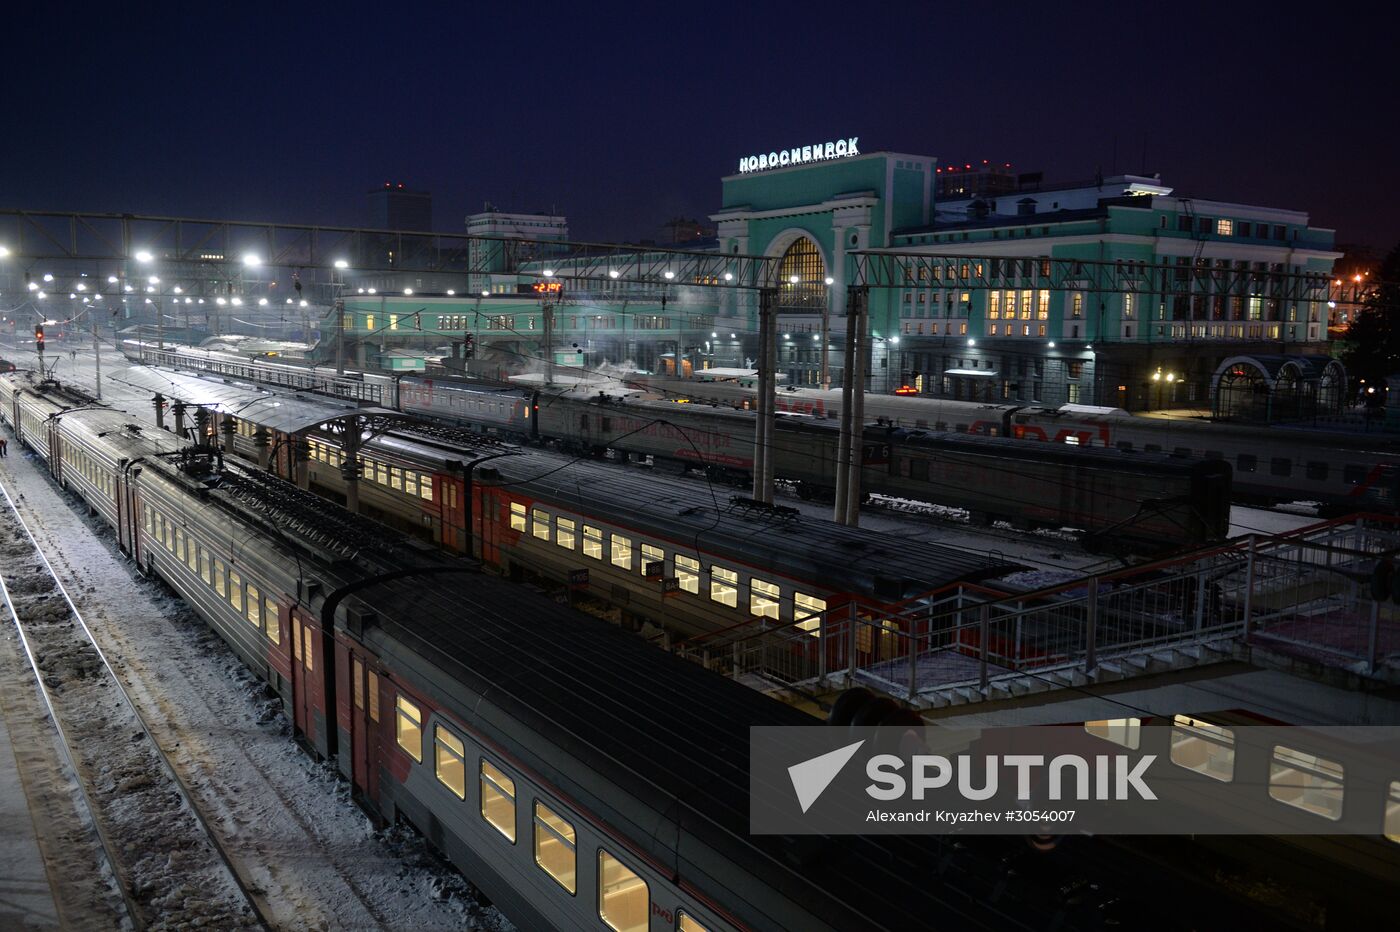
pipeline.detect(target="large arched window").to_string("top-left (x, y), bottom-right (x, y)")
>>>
top-left (776, 237), bottom-right (828, 310)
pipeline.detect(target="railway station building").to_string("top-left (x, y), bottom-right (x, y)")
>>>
top-left (332, 140), bottom-right (1342, 416)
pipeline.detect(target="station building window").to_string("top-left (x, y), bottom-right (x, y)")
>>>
top-left (396, 696), bottom-right (423, 763)
top-left (556, 517), bottom-right (576, 550)
top-left (434, 726), bottom-right (466, 800)
top-left (598, 850), bottom-right (648, 932)
top-left (481, 759), bottom-right (517, 842)
top-left (710, 566), bottom-right (739, 608)
top-left (534, 801), bottom-right (577, 893)
top-left (794, 593), bottom-right (826, 636)
top-left (1269, 746), bottom-right (1343, 820)
top-left (1085, 718), bottom-right (1140, 750)
top-left (532, 508), bottom-right (550, 540)
top-left (1169, 715), bottom-right (1234, 782)
top-left (750, 579), bottom-right (780, 619)
top-left (583, 525), bottom-right (603, 559)
top-left (675, 555), bottom-right (700, 594)
top-left (610, 534), bottom-right (633, 570)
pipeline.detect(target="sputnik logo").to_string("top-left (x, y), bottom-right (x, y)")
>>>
top-left (788, 740), bottom-right (865, 813)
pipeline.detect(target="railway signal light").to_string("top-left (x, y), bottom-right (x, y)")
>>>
top-left (34, 324), bottom-right (44, 352)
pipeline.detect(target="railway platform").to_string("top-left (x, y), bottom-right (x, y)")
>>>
top-left (0, 687), bottom-right (63, 930)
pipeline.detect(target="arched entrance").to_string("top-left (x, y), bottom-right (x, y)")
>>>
top-left (1211, 354), bottom-right (1347, 422)
top-left (775, 236), bottom-right (829, 310)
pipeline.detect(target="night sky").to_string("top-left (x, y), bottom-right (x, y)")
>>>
top-left (6, 2), bottom-right (1395, 250)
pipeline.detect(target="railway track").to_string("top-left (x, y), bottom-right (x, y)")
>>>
top-left (0, 478), bottom-right (269, 930)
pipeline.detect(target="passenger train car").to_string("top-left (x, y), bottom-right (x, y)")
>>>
top-left (2, 373), bottom-right (1210, 931)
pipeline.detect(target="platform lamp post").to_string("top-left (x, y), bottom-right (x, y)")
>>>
top-left (332, 259), bottom-right (349, 375)
top-left (821, 275), bottom-right (834, 390)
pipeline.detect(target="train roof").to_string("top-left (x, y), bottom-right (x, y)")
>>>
top-left (483, 452), bottom-right (1022, 599)
top-left (344, 567), bottom-right (1019, 931)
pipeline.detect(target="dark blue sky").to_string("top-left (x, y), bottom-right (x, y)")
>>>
top-left (6, 1), bottom-right (1395, 249)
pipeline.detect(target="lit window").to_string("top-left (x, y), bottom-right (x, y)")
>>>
top-left (532, 508), bottom-right (550, 540)
top-left (1386, 782), bottom-right (1400, 844)
top-left (598, 850), bottom-right (648, 932)
top-left (583, 525), bottom-right (603, 559)
top-left (228, 570), bottom-right (244, 612)
top-left (1072, 293), bottom-right (1084, 318)
top-left (480, 760), bottom-right (516, 842)
top-left (265, 597), bottom-right (279, 644)
top-left (794, 592), bottom-right (826, 635)
top-left (750, 579), bottom-right (780, 619)
top-left (1269, 746), bottom-right (1343, 820)
top-left (534, 801), bottom-right (577, 893)
top-left (185, 538), bottom-right (198, 571)
top-left (1037, 290), bottom-right (1050, 320)
top-left (292, 618), bottom-right (302, 664)
top-left (1216, 218), bottom-right (1233, 236)
top-left (675, 554), bottom-right (700, 594)
top-left (214, 559), bottom-right (227, 596)
top-left (556, 516), bottom-right (576, 549)
top-left (303, 625), bottom-right (313, 671)
top-left (389, 466), bottom-right (402, 490)
top-left (419, 476), bottom-right (434, 501)
top-left (174, 528), bottom-right (185, 560)
top-left (710, 566), bottom-right (739, 608)
top-left (396, 696), bottom-right (423, 763)
top-left (246, 584), bottom-right (262, 628)
top-left (368, 671), bottom-right (379, 722)
top-left (353, 657), bottom-right (364, 710)
top-left (678, 912), bottom-right (710, 932)
top-left (404, 472), bottom-right (418, 497)
top-left (1169, 715), bottom-right (1234, 782)
top-left (434, 726), bottom-right (466, 800)
top-left (1085, 718), bottom-right (1140, 750)
top-left (610, 534), bottom-right (633, 570)
top-left (641, 543), bottom-right (664, 577)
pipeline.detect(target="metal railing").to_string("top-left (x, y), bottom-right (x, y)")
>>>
top-left (679, 515), bottom-right (1400, 703)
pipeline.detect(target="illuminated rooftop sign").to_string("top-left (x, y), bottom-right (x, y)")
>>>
top-left (738, 137), bottom-right (860, 174)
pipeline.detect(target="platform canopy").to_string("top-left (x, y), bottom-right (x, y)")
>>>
top-left (119, 365), bottom-right (402, 434)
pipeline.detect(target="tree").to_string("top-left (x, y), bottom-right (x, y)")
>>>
top-left (1340, 241), bottom-right (1400, 395)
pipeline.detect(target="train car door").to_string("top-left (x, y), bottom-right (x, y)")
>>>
top-left (437, 474), bottom-right (466, 552)
top-left (474, 485), bottom-right (499, 564)
top-left (348, 653), bottom-right (382, 807)
top-left (289, 608), bottom-right (317, 750)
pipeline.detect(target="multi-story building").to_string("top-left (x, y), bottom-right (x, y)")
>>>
top-left (367, 183), bottom-right (432, 232)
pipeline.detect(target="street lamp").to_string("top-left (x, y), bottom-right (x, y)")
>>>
top-left (134, 250), bottom-right (153, 263)
top-left (243, 253), bottom-right (261, 267)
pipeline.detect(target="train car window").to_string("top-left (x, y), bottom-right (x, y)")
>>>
top-left (1236, 454), bottom-right (1257, 473)
top-left (395, 696), bottom-right (423, 763)
top-left (246, 584), bottom-right (262, 628)
top-left (434, 726), bottom-right (466, 800)
top-left (214, 560), bottom-right (227, 597)
top-left (303, 626), bottom-right (314, 671)
top-left (641, 543), bottom-right (664, 577)
top-left (404, 472), bottom-right (418, 497)
top-left (200, 548), bottom-right (212, 585)
top-left (610, 535), bottom-right (633, 570)
top-left (1269, 746), bottom-right (1343, 820)
top-left (911, 458), bottom-right (930, 482)
top-left (675, 555), bottom-right (700, 594)
top-left (174, 528), bottom-right (185, 561)
top-left (265, 598), bottom-right (280, 644)
top-left (1385, 782), bottom-right (1400, 843)
top-left (144, 508), bottom-right (153, 534)
top-left (1270, 458), bottom-right (1292, 477)
top-left (534, 801), bottom-right (577, 894)
top-left (1116, 441), bottom-right (1134, 453)
top-left (1085, 718), bottom-right (1140, 750)
top-left (510, 502), bottom-right (526, 531)
top-left (532, 508), bottom-right (551, 540)
top-left (750, 579), bottom-right (780, 619)
top-left (1169, 715), bottom-right (1234, 782)
top-left (1344, 464), bottom-right (1367, 486)
top-left (556, 517), bottom-right (577, 550)
top-left (480, 760), bottom-right (517, 842)
top-left (583, 525), bottom-right (604, 559)
top-left (353, 658), bottom-right (364, 711)
top-left (1172, 446), bottom-right (1190, 457)
top-left (293, 618), bottom-right (303, 663)
top-left (1306, 462), bottom-right (1328, 481)
top-left (376, 461), bottom-right (389, 485)
top-left (185, 541), bottom-right (198, 572)
top-left (598, 850), bottom-right (648, 932)
top-left (794, 593), bottom-right (827, 636)
top-left (710, 566), bottom-right (739, 608)
top-left (1204, 450), bottom-right (1223, 461)
top-left (229, 571), bottom-right (244, 612)
top-left (1144, 444), bottom-right (1162, 453)
top-left (677, 911), bottom-right (710, 932)
top-left (367, 671), bottom-right (379, 722)
top-left (420, 475), bottom-right (434, 501)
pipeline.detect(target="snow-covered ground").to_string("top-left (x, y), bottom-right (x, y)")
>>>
top-left (0, 417), bottom-right (510, 930)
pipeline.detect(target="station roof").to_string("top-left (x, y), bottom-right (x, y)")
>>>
top-left (120, 365), bottom-right (401, 434)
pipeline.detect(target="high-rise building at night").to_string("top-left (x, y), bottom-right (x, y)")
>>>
top-left (368, 183), bottom-right (432, 231)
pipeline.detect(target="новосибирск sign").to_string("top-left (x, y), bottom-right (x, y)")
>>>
top-left (737, 138), bottom-right (860, 174)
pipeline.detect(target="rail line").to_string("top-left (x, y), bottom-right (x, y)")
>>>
top-left (0, 477), bottom-right (271, 930)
